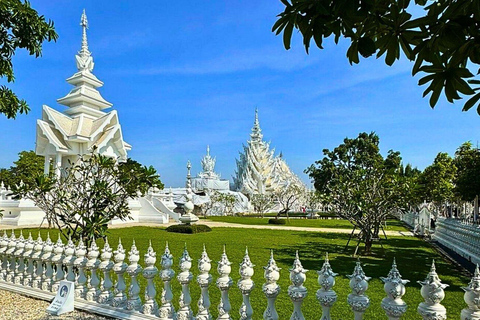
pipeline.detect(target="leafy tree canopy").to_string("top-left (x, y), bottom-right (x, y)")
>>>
top-left (419, 152), bottom-right (456, 208)
top-left (273, 0), bottom-right (480, 114)
top-left (454, 141), bottom-right (480, 201)
top-left (0, 150), bottom-right (44, 189)
top-left (0, 0), bottom-right (58, 119)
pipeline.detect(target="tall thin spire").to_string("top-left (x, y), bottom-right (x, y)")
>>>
top-left (250, 107), bottom-right (263, 142)
top-left (75, 9), bottom-right (94, 72)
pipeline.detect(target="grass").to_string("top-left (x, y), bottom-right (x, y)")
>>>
top-left (12, 225), bottom-right (468, 319)
top-left (204, 216), bottom-right (410, 232)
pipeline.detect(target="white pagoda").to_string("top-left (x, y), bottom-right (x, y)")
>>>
top-left (234, 109), bottom-right (305, 195)
top-left (191, 146), bottom-right (229, 192)
top-left (35, 10), bottom-right (131, 177)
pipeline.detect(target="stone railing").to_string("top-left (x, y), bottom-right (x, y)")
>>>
top-left (400, 211), bottom-right (416, 228)
top-left (0, 231), bottom-right (479, 320)
top-left (433, 217), bottom-right (480, 265)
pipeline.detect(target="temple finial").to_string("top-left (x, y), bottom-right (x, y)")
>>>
top-left (76, 9), bottom-right (94, 72)
top-left (206, 145), bottom-right (210, 156)
top-left (251, 107), bottom-right (262, 141)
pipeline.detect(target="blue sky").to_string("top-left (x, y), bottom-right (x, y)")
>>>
top-left (1, 1), bottom-right (479, 188)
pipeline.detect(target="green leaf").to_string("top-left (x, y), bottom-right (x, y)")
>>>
top-left (463, 92), bottom-right (480, 112)
top-left (358, 37), bottom-right (376, 58)
top-left (283, 22), bottom-right (294, 50)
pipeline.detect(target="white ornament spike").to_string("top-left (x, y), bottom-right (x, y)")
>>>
top-left (126, 240), bottom-right (143, 311)
top-left (63, 236), bottom-right (76, 282)
top-left (75, 9), bottom-right (94, 72)
top-left (142, 241), bottom-right (159, 316)
top-left (98, 238), bottom-right (114, 305)
top-left (417, 260), bottom-right (448, 320)
top-left (217, 245), bottom-right (233, 320)
top-left (197, 244), bottom-right (213, 320)
top-left (238, 247), bottom-right (255, 320)
top-left (31, 233), bottom-right (44, 289)
top-left (316, 253), bottom-right (337, 320)
top-left (40, 233), bottom-right (54, 291)
top-left (462, 264), bottom-right (480, 320)
top-left (51, 235), bottom-right (65, 293)
top-left (74, 238), bottom-right (88, 299)
top-left (85, 239), bottom-right (101, 301)
top-left (112, 239), bottom-right (128, 308)
top-left (5, 230), bottom-right (17, 282)
top-left (381, 258), bottom-right (409, 320)
top-left (13, 231), bottom-right (26, 285)
top-left (0, 230), bottom-right (9, 281)
top-left (347, 259), bottom-right (371, 320)
top-left (177, 244), bottom-right (194, 319)
top-left (159, 242), bottom-right (176, 319)
top-left (288, 251), bottom-right (308, 320)
top-left (22, 233), bottom-right (35, 286)
top-left (262, 250), bottom-right (281, 320)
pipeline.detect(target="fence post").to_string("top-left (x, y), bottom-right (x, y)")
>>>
top-left (5, 231), bottom-right (16, 282)
top-left (238, 248), bottom-right (254, 320)
top-left (112, 239), bottom-right (127, 308)
top-left (40, 233), bottom-right (54, 291)
top-left (98, 238), bottom-right (114, 305)
top-left (177, 245), bottom-right (194, 319)
top-left (63, 237), bottom-right (76, 283)
top-left (159, 242), bottom-right (176, 319)
top-left (74, 238), bottom-right (88, 299)
top-left (288, 251), bottom-right (307, 320)
top-left (417, 260), bottom-right (448, 320)
top-left (263, 250), bottom-right (280, 320)
top-left (197, 245), bottom-right (213, 320)
top-left (86, 239), bottom-right (101, 301)
top-left (381, 258), bottom-right (408, 320)
top-left (51, 235), bottom-right (65, 293)
top-left (32, 233), bottom-right (44, 289)
top-left (126, 240), bottom-right (143, 312)
top-left (143, 240), bottom-right (159, 316)
top-left (316, 253), bottom-right (337, 320)
top-left (13, 231), bottom-right (25, 285)
top-left (461, 264), bottom-right (480, 320)
top-left (347, 259), bottom-right (370, 320)
top-left (0, 230), bottom-right (9, 281)
top-left (217, 245), bottom-right (233, 320)
top-left (22, 233), bottom-right (35, 287)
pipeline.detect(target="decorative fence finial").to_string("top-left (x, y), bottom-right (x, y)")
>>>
top-left (197, 244), bottom-right (213, 320)
top-left (177, 244), bottom-right (194, 319)
top-left (126, 239), bottom-right (142, 311)
top-left (112, 238), bottom-right (127, 308)
top-left (238, 247), bottom-right (255, 320)
top-left (0, 230), bottom-right (9, 281)
top-left (381, 258), bottom-right (409, 320)
top-left (159, 242), bottom-right (176, 319)
top-left (417, 260), bottom-right (448, 320)
top-left (32, 232), bottom-right (44, 289)
top-left (22, 232), bottom-right (35, 286)
top-left (316, 252), bottom-right (337, 320)
top-left (5, 230), bottom-right (17, 283)
top-left (263, 250), bottom-right (281, 320)
top-left (63, 236), bottom-right (76, 283)
top-left (74, 238), bottom-right (88, 299)
top-left (98, 238), bottom-right (114, 304)
top-left (347, 259), bottom-right (371, 320)
top-left (462, 264), bottom-right (480, 320)
top-left (40, 233), bottom-right (54, 291)
top-left (143, 240), bottom-right (159, 316)
top-left (217, 245), bottom-right (233, 319)
top-left (86, 239), bottom-right (101, 301)
top-left (288, 251), bottom-right (308, 320)
top-left (13, 231), bottom-right (25, 285)
top-left (51, 235), bottom-right (65, 292)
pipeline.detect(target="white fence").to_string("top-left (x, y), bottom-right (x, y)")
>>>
top-left (0, 230), bottom-right (479, 320)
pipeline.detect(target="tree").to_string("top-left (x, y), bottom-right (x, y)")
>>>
top-left (419, 152), bottom-right (456, 214)
top-left (305, 132), bottom-right (409, 254)
top-left (454, 142), bottom-right (480, 201)
top-left (0, 150), bottom-right (44, 189)
top-left (250, 193), bottom-right (275, 216)
top-left (305, 189), bottom-right (322, 213)
top-left (274, 184), bottom-right (304, 220)
top-left (118, 158), bottom-right (164, 195)
top-left (273, 0), bottom-right (480, 114)
top-left (215, 193), bottom-right (237, 216)
top-left (14, 152), bottom-right (162, 245)
top-left (0, 0), bottom-right (58, 119)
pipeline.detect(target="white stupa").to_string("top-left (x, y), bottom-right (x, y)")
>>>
top-left (234, 109), bottom-right (305, 195)
top-left (35, 10), bottom-right (131, 177)
top-left (191, 146), bottom-right (229, 192)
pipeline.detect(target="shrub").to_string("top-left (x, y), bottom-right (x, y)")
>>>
top-left (268, 218), bottom-right (286, 225)
top-left (165, 224), bottom-right (212, 234)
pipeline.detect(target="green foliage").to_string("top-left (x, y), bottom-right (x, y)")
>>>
top-left (273, 0), bottom-right (480, 114)
top-left (250, 194), bottom-right (275, 216)
top-left (165, 224), bottom-right (212, 234)
top-left (213, 192), bottom-right (236, 215)
top-left (419, 152), bottom-right (456, 209)
top-left (0, 150), bottom-right (44, 189)
top-left (454, 142), bottom-right (480, 201)
top-left (0, 0), bottom-right (58, 119)
top-left (268, 218), bottom-right (286, 225)
top-left (118, 158), bottom-right (164, 195)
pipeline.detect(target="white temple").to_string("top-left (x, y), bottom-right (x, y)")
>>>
top-left (35, 10), bottom-right (131, 177)
top-left (234, 109), bottom-right (305, 195)
top-left (191, 146), bottom-right (229, 192)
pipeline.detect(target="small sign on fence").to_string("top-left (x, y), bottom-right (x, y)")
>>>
top-left (46, 280), bottom-right (74, 315)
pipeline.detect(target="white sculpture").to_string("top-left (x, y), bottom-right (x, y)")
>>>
top-left (262, 251), bottom-right (281, 320)
top-left (417, 260), bottom-right (448, 320)
top-left (381, 258), bottom-right (409, 320)
top-left (316, 253), bottom-right (337, 320)
top-left (288, 251), bottom-right (308, 320)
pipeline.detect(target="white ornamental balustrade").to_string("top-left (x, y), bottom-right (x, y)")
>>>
top-left (347, 259), bottom-right (371, 320)
top-left (5, 231), bottom-right (17, 282)
top-left (177, 245), bottom-right (194, 320)
top-left (197, 244), bottom-right (213, 320)
top-left (142, 241), bottom-right (159, 316)
top-left (98, 238), bottom-right (114, 305)
top-left (238, 248), bottom-right (254, 320)
top-left (63, 237), bottom-right (76, 283)
top-left (159, 242), bottom-right (176, 319)
top-left (262, 250), bottom-right (280, 320)
top-left (0, 231), bottom-right (9, 281)
top-left (462, 264), bottom-right (480, 320)
top-left (74, 238), bottom-right (88, 298)
top-left (40, 233), bottom-right (54, 291)
top-left (31, 233), bottom-right (44, 289)
top-left (417, 260), bottom-right (448, 320)
top-left (217, 245), bottom-right (233, 320)
top-left (22, 232), bottom-right (35, 286)
top-left (126, 240), bottom-right (142, 311)
top-left (288, 251), bottom-right (308, 320)
top-left (51, 235), bottom-right (65, 293)
top-left (316, 253), bottom-right (337, 320)
top-left (381, 258), bottom-right (409, 320)
top-left (86, 239), bottom-right (101, 301)
top-left (13, 231), bottom-right (25, 285)
top-left (112, 239), bottom-right (128, 308)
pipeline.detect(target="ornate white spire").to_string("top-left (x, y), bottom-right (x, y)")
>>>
top-left (75, 9), bottom-right (94, 72)
top-left (250, 108), bottom-right (263, 142)
top-left (199, 145), bottom-right (219, 179)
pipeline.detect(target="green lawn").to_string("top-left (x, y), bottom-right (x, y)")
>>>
top-left (14, 226), bottom-right (467, 319)
top-left (204, 216), bottom-right (410, 232)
